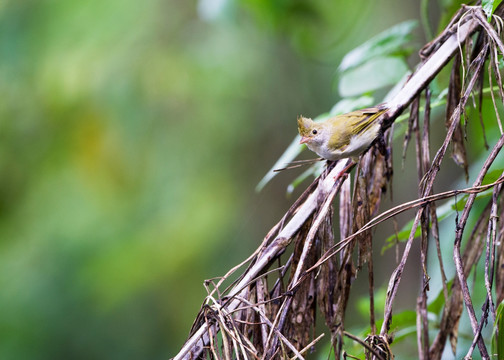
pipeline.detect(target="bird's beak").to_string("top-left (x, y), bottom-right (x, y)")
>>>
top-left (299, 136), bottom-right (309, 144)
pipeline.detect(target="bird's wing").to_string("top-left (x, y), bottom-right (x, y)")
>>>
top-left (326, 107), bottom-right (386, 151)
top-left (346, 107), bottom-right (386, 135)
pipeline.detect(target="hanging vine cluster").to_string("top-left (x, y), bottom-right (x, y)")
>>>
top-left (174, 4), bottom-right (504, 360)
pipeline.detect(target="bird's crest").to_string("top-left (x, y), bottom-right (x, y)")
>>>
top-left (297, 116), bottom-right (314, 137)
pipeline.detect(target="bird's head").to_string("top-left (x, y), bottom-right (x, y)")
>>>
top-left (297, 116), bottom-right (324, 147)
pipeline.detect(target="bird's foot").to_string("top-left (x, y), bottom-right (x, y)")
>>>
top-left (333, 160), bottom-right (356, 181)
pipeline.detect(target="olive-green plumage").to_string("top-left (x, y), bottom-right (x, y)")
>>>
top-left (297, 106), bottom-right (386, 161)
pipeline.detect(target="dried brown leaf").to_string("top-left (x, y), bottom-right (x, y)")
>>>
top-left (286, 273), bottom-right (316, 352)
top-left (449, 316), bottom-right (460, 355)
top-left (401, 98), bottom-right (417, 168)
top-left (446, 52), bottom-right (470, 181)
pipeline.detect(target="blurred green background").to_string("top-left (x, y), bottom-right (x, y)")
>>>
top-left (0, 0), bottom-right (470, 358)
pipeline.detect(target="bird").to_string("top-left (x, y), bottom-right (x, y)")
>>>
top-left (297, 106), bottom-right (387, 161)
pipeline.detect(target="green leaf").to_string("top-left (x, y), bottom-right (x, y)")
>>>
top-left (451, 194), bottom-right (469, 212)
top-left (482, 168), bottom-right (504, 185)
top-left (329, 95), bottom-right (374, 115)
top-left (427, 279), bottom-right (453, 315)
top-left (451, 189), bottom-right (494, 211)
top-left (482, 0), bottom-right (494, 21)
top-left (286, 161), bottom-right (324, 196)
top-left (339, 20), bottom-right (418, 72)
top-left (482, 0), bottom-right (503, 21)
top-left (492, 300), bottom-right (504, 358)
top-left (339, 56), bottom-right (409, 97)
top-left (381, 218), bottom-right (422, 254)
top-left (255, 135), bottom-right (306, 192)
top-left (389, 310), bottom-right (417, 343)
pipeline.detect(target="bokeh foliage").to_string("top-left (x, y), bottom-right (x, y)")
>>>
top-left (0, 0), bottom-right (480, 359)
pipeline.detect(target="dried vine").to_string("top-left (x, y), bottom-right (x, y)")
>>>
top-left (173, 4), bottom-right (504, 360)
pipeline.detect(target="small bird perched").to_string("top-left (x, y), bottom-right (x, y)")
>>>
top-left (297, 106), bottom-right (387, 161)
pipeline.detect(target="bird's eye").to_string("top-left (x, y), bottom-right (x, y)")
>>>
top-left (312, 129), bottom-right (317, 135)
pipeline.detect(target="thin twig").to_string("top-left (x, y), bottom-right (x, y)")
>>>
top-left (455, 131), bottom-right (504, 359)
top-left (343, 331), bottom-right (385, 360)
top-left (303, 175), bottom-right (504, 279)
top-left (288, 334), bottom-right (325, 360)
top-left (235, 296), bottom-right (307, 360)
